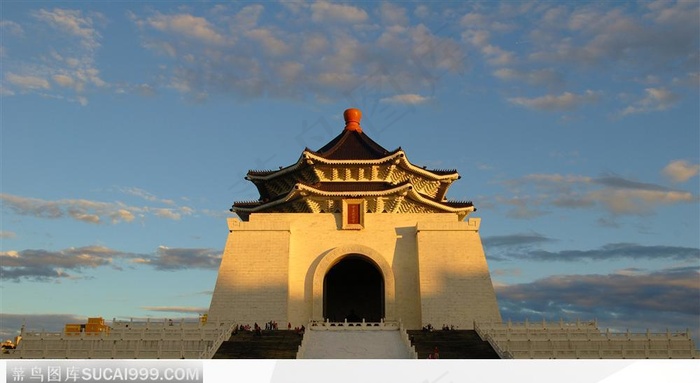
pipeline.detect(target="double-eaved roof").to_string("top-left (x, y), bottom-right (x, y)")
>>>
top-left (232, 108), bottom-right (474, 221)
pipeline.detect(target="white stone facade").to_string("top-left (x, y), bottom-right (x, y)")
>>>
top-left (207, 212), bottom-right (502, 330)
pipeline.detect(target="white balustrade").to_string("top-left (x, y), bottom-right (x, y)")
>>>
top-left (474, 319), bottom-right (697, 359)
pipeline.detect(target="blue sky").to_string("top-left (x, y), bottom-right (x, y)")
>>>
top-left (1, 1), bottom-right (698, 342)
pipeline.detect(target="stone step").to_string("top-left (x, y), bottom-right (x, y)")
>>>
top-left (212, 330), bottom-right (303, 359)
top-left (298, 329), bottom-right (414, 359)
top-left (407, 330), bottom-right (500, 359)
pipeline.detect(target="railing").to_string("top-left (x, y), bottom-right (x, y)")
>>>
top-left (3, 319), bottom-right (234, 359)
top-left (474, 321), bottom-right (513, 359)
top-left (474, 320), bottom-right (698, 359)
top-left (16, 328), bottom-right (223, 342)
top-left (308, 318), bottom-right (400, 330)
top-left (4, 339), bottom-right (215, 359)
top-left (198, 322), bottom-right (237, 359)
top-left (398, 321), bottom-right (418, 359)
top-left (296, 333), bottom-right (307, 359)
top-left (297, 319), bottom-right (416, 359)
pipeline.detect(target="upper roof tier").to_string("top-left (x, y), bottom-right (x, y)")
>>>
top-left (246, 108), bottom-right (457, 178)
top-left (309, 108), bottom-right (399, 160)
top-left (232, 108), bottom-right (474, 220)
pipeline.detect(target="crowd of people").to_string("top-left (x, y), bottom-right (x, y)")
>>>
top-left (231, 321), bottom-right (305, 337)
top-left (421, 323), bottom-right (457, 332)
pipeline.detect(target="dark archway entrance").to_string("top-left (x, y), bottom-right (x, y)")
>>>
top-left (323, 255), bottom-right (384, 322)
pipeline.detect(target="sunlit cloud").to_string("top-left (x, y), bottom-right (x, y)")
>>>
top-left (146, 13), bottom-right (225, 45)
top-left (0, 246), bottom-right (132, 281)
top-left (141, 306), bottom-right (208, 314)
top-left (662, 160), bottom-right (700, 183)
top-left (0, 193), bottom-right (194, 224)
top-left (0, 231), bottom-right (17, 239)
top-left (496, 267), bottom-right (700, 337)
top-left (483, 233), bottom-right (554, 248)
top-left (493, 67), bottom-right (564, 87)
top-left (2, 244), bottom-right (223, 281)
top-left (5, 73), bottom-right (50, 90)
top-left (508, 90), bottom-right (601, 111)
top-left (132, 246), bottom-right (221, 271)
top-left (495, 242), bottom-right (700, 263)
top-left (310, 1), bottom-right (368, 24)
top-left (620, 87), bottom-right (680, 116)
top-left (126, 4), bottom-right (464, 102)
top-left (0, 20), bottom-right (24, 36)
top-left (119, 187), bottom-right (176, 205)
top-left (2, 2), bottom-right (696, 113)
top-left (2, 8), bottom-right (106, 104)
top-left (380, 93), bottom-right (430, 105)
top-left (497, 172), bottom-right (697, 217)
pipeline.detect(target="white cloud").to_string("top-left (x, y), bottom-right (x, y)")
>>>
top-left (311, 1), bottom-right (368, 24)
top-left (532, 3), bottom-right (698, 70)
top-left (0, 193), bottom-right (194, 224)
top-left (2, 8), bottom-right (107, 105)
top-left (119, 187), bottom-right (175, 205)
top-left (380, 93), bottom-right (430, 105)
top-left (246, 28), bottom-right (289, 56)
top-left (52, 74), bottom-right (75, 88)
top-left (462, 29), bottom-right (514, 66)
top-left (276, 61), bottom-right (304, 82)
top-left (649, 0), bottom-right (699, 26)
top-left (0, 20), bottom-right (24, 36)
top-left (662, 160), bottom-right (700, 183)
top-left (148, 13), bottom-right (225, 45)
top-left (0, 231), bottom-right (17, 239)
top-left (620, 87), bottom-right (680, 116)
top-left (1, 245), bottom-right (129, 281)
top-left (496, 267), bottom-right (700, 337)
top-left (141, 306), bottom-right (208, 314)
top-left (493, 68), bottom-right (563, 87)
top-left (0, 85), bottom-right (14, 95)
top-left (126, 4), bottom-right (466, 102)
top-left (522, 174), bottom-right (592, 184)
top-left (152, 208), bottom-right (182, 220)
top-left (509, 90), bottom-right (600, 111)
top-left (32, 9), bottom-right (101, 50)
top-left (588, 189), bottom-right (694, 215)
top-left (414, 5), bottom-right (429, 19)
top-left (5, 73), bottom-right (50, 90)
top-left (134, 246), bottom-right (222, 270)
top-left (500, 172), bottom-right (697, 217)
top-left (232, 4), bottom-right (264, 31)
top-left (380, 3), bottom-right (408, 26)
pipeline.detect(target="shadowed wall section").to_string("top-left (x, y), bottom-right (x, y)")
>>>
top-left (208, 218), bottom-right (290, 325)
top-left (416, 218), bottom-right (502, 329)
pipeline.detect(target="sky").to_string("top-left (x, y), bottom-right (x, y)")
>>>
top-left (1, 1), bottom-right (699, 343)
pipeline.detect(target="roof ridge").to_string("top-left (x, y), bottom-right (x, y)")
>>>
top-left (308, 129), bottom-right (396, 160)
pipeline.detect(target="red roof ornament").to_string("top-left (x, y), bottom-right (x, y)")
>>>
top-left (343, 108), bottom-right (362, 132)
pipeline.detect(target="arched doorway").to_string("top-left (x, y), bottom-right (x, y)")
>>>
top-left (323, 255), bottom-right (384, 322)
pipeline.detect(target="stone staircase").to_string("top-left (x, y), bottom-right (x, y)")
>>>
top-left (407, 330), bottom-right (500, 359)
top-left (212, 330), bottom-right (303, 359)
top-left (297, 326), bottom-right (415, 359)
